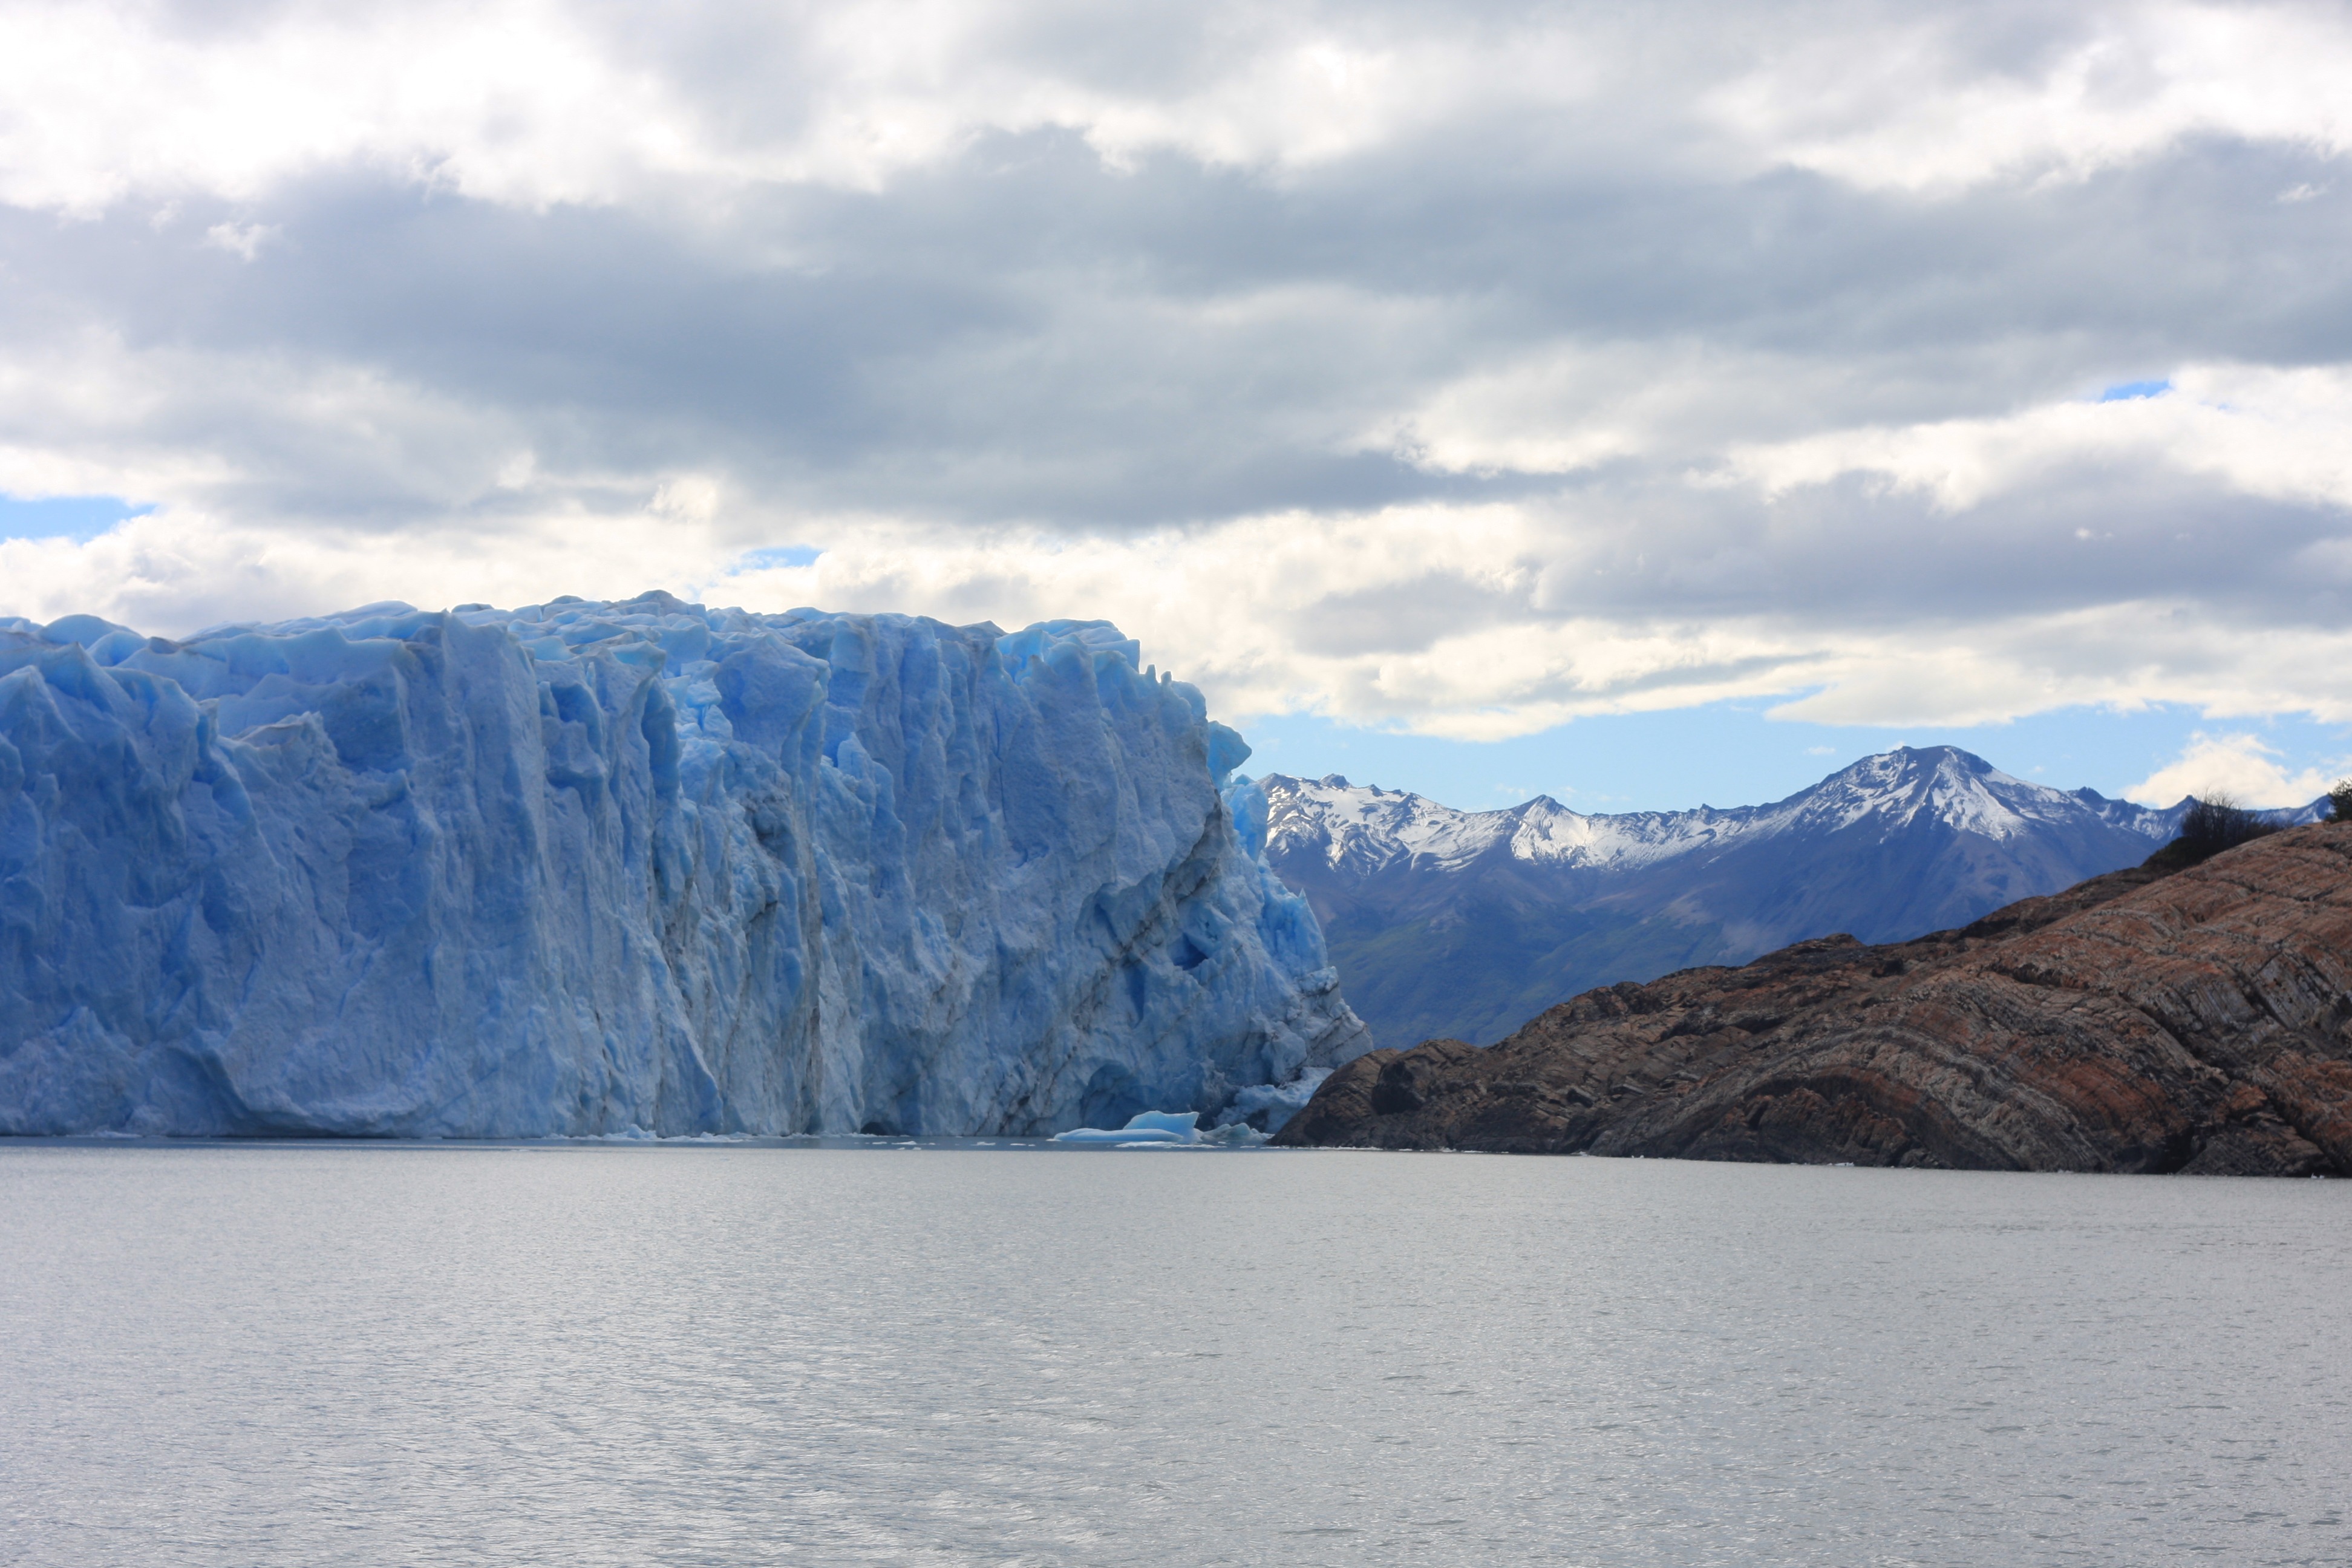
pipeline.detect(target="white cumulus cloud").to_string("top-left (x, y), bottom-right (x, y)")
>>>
top-left (2128, 731), bottom-right (2348, 808)
top-left (1, 0), bottom-right (2350, 745)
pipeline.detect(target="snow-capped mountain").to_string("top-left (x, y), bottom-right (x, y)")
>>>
top-left (1262, 746), bottom-right (2323, 1051)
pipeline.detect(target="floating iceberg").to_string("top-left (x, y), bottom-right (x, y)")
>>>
top-left (0, 593), bottom-right (1370, 1137)
top-left (1051, 1109), bottom-right (1204, 1145)
top-left (1048, 1106), bottom-right (1279, 1148)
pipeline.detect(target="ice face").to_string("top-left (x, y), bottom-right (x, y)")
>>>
top-left (1215, 1070), bottom-right (1333, 1134)
top-left (0, 592), bottom-right (1368, 1137)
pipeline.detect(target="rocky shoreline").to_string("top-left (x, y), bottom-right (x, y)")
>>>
top-left (1278, 824), bottom-right (2352, 1175)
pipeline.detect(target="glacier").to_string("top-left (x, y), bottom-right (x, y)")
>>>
top-left (0, 592), bottom-right (1368, 1137)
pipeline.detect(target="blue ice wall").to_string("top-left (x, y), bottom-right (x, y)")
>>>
top-left (0, 593), bottom-right (1367, 1136)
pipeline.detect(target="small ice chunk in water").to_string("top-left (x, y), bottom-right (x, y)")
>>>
top-left (1051, 1111), bottom-right (1201, 1146)
top-left (1122, 1111), bottom-right (1202, 1140)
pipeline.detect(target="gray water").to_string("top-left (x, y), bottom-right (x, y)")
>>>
top-left (2, 1144), bottom-right (2346, 1567)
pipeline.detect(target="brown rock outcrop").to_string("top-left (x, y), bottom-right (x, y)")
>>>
top-left (1276, 824), bottom-right (2352, 1174)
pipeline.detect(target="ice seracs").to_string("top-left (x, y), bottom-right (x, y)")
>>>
top-left (0, 593), bottom-right (1368, 1137)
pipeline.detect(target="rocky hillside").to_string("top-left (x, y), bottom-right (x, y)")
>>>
top-left (1278, 823), bottom-right (2352, 1175)
top-left (1261, 746), bottom-right (2252, 1050)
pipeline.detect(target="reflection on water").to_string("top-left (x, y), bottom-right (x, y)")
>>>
top-left (3, 1142), bottom-right (2347, 1566)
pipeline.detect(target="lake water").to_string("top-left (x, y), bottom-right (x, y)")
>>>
top-left (2, 1143), bottom-right (2346, 1567)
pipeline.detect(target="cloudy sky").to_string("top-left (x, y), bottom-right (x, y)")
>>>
top-left (4, 0), bottom-right (2350, 809)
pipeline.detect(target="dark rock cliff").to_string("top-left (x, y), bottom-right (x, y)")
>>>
top-left (1276, 823), bottom-right (2352, 1175)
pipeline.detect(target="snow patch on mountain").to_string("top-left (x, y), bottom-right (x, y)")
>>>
top-left (1258, 745), bottom-right (2327, 1053)
top-left (1270, 747), bottom-right (2189, 878)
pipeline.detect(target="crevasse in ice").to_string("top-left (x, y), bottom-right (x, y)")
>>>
top-left (0, 592), bottom-right (1369, 1136)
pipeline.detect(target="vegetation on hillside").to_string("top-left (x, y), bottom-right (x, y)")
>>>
top-left (2146, 789), bottom-right (2284, 872)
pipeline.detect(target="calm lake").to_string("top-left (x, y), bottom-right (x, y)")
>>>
top-left (2, 1143), bottom-right (2345, 1566)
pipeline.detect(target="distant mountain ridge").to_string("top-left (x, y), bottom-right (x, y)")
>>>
top-left (1261, 746), bottom-right (2326, 1051)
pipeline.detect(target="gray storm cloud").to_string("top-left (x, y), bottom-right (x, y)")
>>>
top-left (0, 0), bottom-right (2348, 733)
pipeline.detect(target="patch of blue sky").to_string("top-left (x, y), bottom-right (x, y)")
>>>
top-left (0, 494), bottom-right (152, 541)
top-left (728, 544), bottom-right (823, 572)
top-left (2098, 379), bottom-right (2172, 402)
top-left (1238, 699), bottom-right (2352, 815)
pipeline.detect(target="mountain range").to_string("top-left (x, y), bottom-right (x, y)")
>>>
top-left (1261, 746), bottom-right (2325, 1051)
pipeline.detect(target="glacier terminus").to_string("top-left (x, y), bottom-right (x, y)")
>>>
top-left (0, 592), bottom-right (1369, 1137)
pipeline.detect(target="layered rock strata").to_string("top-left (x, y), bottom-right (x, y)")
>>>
top-left (1279, 825), bottom-right (2352, 1175)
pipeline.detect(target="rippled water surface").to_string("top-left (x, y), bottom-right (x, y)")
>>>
top-left (3, 1142), bottom-right (2347, 1566)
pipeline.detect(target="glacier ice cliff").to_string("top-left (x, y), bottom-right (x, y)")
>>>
top-left (0, 592), bottom-right (1368, 1137)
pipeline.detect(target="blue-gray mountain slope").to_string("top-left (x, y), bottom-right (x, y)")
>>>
top-left (1262, 746), bottom-right (2322, 1051)
top-left (0, 593), bottom-right (1367, 1137)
